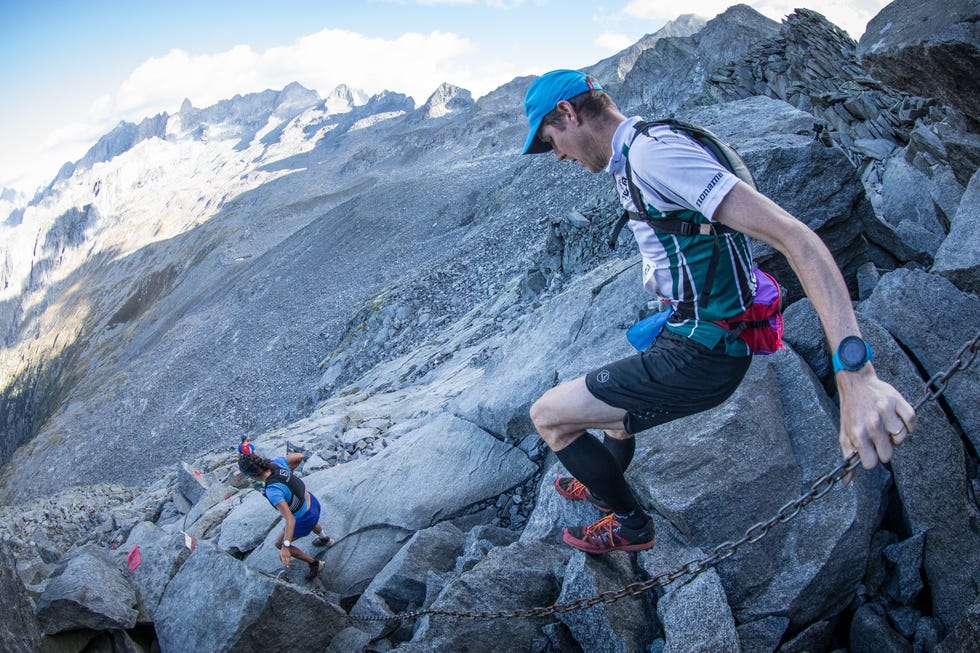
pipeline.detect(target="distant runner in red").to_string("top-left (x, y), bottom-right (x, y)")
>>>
top-left (237, 434), bottom-right (255, 456)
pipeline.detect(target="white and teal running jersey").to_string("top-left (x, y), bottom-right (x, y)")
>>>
top-left (606, 117), bottom-right (756, 355)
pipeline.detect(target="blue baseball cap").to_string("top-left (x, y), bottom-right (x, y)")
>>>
top-left (522, 69), bottom-right (603, 155)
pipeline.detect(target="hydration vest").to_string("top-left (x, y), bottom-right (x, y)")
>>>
top-left (609, 118), bottom-right (757, 248)
top-left (264, 463), bottom-right (307, 514)
top-left (612, 119), bottom-right (784, 355)
top-left (609, 118), bottom-right (758, 314)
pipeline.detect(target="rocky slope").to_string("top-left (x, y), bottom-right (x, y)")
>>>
top-left (1, 2), bottom-right (979, 652)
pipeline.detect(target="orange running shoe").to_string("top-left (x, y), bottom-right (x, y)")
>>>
top-left (562, 513), bottom-right (656, 553)
top-left (553, 476), bottom-right (613, 513)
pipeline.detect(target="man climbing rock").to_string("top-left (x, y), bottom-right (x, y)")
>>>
top-left (238, 452), bottom-right (335, 579)
top-left (521, 69), bottom-right (916, 554)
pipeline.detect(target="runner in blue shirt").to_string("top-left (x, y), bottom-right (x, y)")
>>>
top-left (238, 452), bottom-right (335, 579)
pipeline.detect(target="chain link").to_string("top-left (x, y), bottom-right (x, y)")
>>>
top-left (350, 331), bottom-right (980, 623)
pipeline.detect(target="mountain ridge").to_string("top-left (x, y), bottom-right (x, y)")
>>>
top-left (0, 5), bottom-right (979, 649)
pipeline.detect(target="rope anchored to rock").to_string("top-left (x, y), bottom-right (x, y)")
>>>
top-left (349, 331), bottom-right (980, 623)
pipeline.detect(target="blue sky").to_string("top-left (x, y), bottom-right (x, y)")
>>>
top-left (0, 0), bottom-right (887, 195)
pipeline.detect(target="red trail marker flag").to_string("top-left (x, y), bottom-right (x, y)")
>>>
top-left (127, 545), bottom-right (142, 572)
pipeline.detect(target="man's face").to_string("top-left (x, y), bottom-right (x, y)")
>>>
top-left (539, 117), bottom-right (606, 173)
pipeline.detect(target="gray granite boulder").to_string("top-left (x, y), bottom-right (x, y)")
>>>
top-left (850, 603), bottom-right (913, 653)
top-left (117, 521), bottom-right (190, 621)
top-left (0, 539), bottom-right (40, 653)
top-left (782, 288), bottom-right (980, 631)
top-left (454, 524), bottom-right (519, 577)
top-left (743, 136), bottom-right (871, 301)
top-left (665, 95), bottom-right (873, 302)
top-left (779, 285), bottom-right (980, 632)
top-left (628, 347), bottom-right (887, 628)
top-left (860, 268), bottom-right (980, 452)
top-left (636, 516), bottom-right (739, 652)
top-left (154, 540), bottom-right (344, 653)
top-left (36, 545), bottom-right (138, 635)
top-left (183, 482), bottom-right (240, 538)
top-left (935, 593), bottom-right (980, 653)
top-left (452, 256), bottom-right (642, 440)
top-left (737, 615), bottom-right (790, 653)
top-left (215, 489), bottom-right (280, 555)
top-left (176, 461), bottom-right (210, 506)
top-left (934, 169), bottom-right (980, 293)
top-left (557, 550), bottom-right (654, 652)
top-left (399, 540), bottom-right (571, 652)
top-left (879, 155), bottom-right (949, 239)
top-left (353, 520), bottom-right (466, 616)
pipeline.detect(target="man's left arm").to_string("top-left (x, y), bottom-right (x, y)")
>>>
top-left (714, 182), bottom-right (916, 473)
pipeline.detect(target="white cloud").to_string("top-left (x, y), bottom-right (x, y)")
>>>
top-left (41, 121), bottom-right (107, 151)
top-left (596, 31), bottom-right (635, 53)
top-left (103, 27), bottom-right (488, 125)
top-left (623, 0), bottom-right (722, 21)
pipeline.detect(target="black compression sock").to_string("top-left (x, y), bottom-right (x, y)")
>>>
top-left (615, 509), bottom-right (649, 529)
top-left (603, 434), bottom-right (636, 472)
top-left (554, 435), bottom-right (640, 515)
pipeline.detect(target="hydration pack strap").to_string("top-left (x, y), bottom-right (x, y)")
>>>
top-left (609, 118), bottom-right (754, 250)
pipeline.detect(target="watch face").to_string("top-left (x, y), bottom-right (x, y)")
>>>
top-left (839, 336), bottom-right (867, 368)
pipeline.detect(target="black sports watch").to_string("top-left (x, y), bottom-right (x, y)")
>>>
top-left (832, 336), bottom-right (873, 374)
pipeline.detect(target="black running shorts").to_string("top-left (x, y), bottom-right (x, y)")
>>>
top-left (585, 328), bottom-right (752, 434)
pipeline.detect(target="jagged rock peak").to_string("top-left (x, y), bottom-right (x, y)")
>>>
top-left (272, 82), bottom-right (320, 118)
top-left (587, 13), bottom-right (706, 83)
top-left (420, 82), bottom-right (474, 119)
top-left (662, 13), bottom-right (706, 35)
top-left (58, 112), bottom-right (170, 185)
top-left (700, 3), bottom-right (779, 37)
top-left (322, 83), bottom-right (368, 114)
top-left (0, 186), bottom-right (21, 204)
top-left (785, 7), bottom-right (856, 47)
top-left (363, 89), bottom-right (416, 114)
top-left (693, 6), bottom-right (927, 156)
top-left (276, 81), bottom-right (319, 107)
top-left (613, 3), bottom-right (778, 114)
top-left (179, 98), bottom-right (193, 114)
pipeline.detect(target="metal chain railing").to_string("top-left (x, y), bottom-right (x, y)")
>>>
top-left (349, 331), bottom-right (980, 623)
